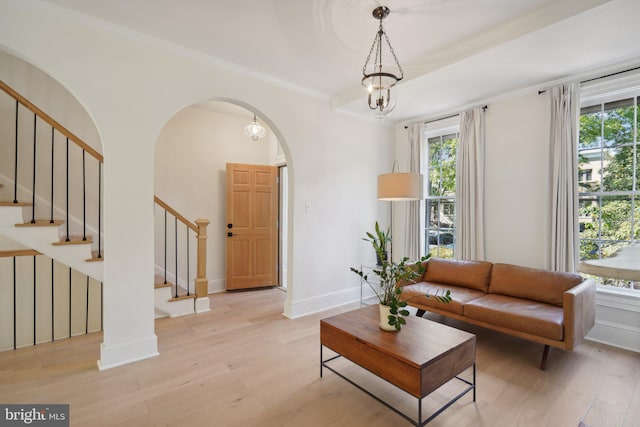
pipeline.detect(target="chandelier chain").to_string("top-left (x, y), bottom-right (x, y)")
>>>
top-left (360, 5), bottom-right (403, 117)
top-left (361, 18), bottom-right (403, 79)
top-left (383, 31), bottom-right (403, 78)
top-left (362, 30), bottom-right (380, 76)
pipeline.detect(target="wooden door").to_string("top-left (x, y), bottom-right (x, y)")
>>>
top-left (225, 163), bottom-right (278, 290)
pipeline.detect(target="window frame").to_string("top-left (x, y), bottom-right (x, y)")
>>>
top-left (421, 116), bottom-right (460, 259)
top-left (578, 78), bottom-right (640, 292)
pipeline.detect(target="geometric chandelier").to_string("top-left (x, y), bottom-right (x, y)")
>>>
top-left (361, 6), bottom-right (404, 118)
top-left (243, 114), bottom-right (266, 141)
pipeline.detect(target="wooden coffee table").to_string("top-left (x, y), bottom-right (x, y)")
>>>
top-left (320, 305), bottom-right (476, 426)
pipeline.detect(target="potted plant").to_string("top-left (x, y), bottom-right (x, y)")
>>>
top-left (351, 222), bottom-right (451, 331)
top-left (368, 222), bottom-right (390, 266)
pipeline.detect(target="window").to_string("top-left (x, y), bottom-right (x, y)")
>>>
top-left (425, 131), bottom-right (458, 258)
top-left (578, 92), bottom-right (639, 290)
top-left (578, 168), bottom-right (592, 183)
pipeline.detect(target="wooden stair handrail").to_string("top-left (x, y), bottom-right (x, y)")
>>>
top-left (154, 196), bottom-right (197, 232)
top-left (0, 80), bottom-right (103, 163)
top-left (154, 198), bottom-right (209, 299)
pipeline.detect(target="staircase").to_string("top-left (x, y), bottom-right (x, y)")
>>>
top-left (0, 80), bottom-right (210, 350)
top-left (0, 202), bottom-right (103, 281)
top-left (0, 249), bottom-right (103, 352)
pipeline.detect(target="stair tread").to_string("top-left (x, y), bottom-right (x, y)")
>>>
top-left (52, 236), bottom-right (93, 246)
top-left (0, 249), bottom-right (40, 257)
top-left (0, 201), bottom-right (32, 207)
top-left (16, 220), bottom-right (64, 227)
top-left (86, 250), bottom-right (104, 262)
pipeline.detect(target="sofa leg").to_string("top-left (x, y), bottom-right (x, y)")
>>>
top-left (540, 345), bottom-right (550, 370)
top-left (415, 309), bottom-right (426, 318)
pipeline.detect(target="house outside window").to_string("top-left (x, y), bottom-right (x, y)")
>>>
top-left (578, 89), bottom-right (639, 290)
top-left (424, 130), bottom-right (459, 258)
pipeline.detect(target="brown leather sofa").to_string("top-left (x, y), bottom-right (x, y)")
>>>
top-left (399, 258), bottom-right (597, 369)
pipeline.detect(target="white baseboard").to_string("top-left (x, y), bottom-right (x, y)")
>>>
top-left (195, 297), bottom-right (210, 313)
top-left (283, 285), bottom-right (368, 319)
top-left (586, 288), bottom-right (640, 353)
top-left (586, 320), bottom-right (640, 353)
top-left (207, 278), bottom-right (225, 294)
top-left (97, 335), bottom-right (159, 370)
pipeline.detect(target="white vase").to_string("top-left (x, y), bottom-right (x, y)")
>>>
top-left (378, 304), bottom-right (398, 331)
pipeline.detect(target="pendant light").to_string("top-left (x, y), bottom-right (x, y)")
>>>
top-left (244, 114), bottom-right (266, 141)
top-left (361, 6), bottom-right (404, 119)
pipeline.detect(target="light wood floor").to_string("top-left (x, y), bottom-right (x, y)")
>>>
top-left (0, 288), bottom-right (638, 427)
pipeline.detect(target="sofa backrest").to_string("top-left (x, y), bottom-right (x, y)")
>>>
top-left (489, 263), bottom-right (584, 306)
top-left (424, 258), bottom-right (493, 292)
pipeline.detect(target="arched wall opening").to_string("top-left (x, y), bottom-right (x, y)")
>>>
top-left (0, 48), bottom-right (106, 350)
top-left (0, 48), bottom-right (104, 242)
top-left (154, 98), bottom-right (293, 308)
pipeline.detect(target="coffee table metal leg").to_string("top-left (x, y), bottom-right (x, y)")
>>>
top-left (473, 363), bottom-right (476, 401)
top-left (321, 347), bottom-right (475, 426)
top-left (320, 344), bottom-right (343, 379)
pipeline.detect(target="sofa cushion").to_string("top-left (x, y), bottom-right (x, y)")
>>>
top-left (464, 294), bottom-right (564, 341)
top-left (489, 263), bottom-right (584, 307)
top-left (424, 258), bottom-right (493, 293)
top-left (401, 282), bottom-right (485, 316)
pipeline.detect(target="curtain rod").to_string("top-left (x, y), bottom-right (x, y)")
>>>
top-left (404, 105), bottom-right (487, 129)
top-left (538, 65), bottom-right (640, 95)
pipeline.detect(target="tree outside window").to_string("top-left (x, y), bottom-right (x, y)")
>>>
top-left (425, 132), bottom-right (458, 258)
top-left (578, 96), bottom-right (639, 290)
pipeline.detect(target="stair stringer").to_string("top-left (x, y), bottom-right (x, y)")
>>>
top-left (0, 205), bottom-right (103, 281)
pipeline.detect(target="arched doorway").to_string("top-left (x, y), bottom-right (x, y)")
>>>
top-left (154, 99), bottom-right (291, 308)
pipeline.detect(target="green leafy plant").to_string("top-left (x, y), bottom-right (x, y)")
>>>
top-left (351, 222), bottom-right (451, 330)
top-left (363, 222), bottom-right (390, 265)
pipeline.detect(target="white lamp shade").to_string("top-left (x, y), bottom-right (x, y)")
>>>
top-left (377, 172), bottom-right (422, 201)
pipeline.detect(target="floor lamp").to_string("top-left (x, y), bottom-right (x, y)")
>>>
top-left (377, 167), bottom-right (423, 262)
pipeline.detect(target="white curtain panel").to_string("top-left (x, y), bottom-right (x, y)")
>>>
top-left (548, 83), bottom-right (579, 272)
top-left (404, 123), bottom-right (423, 261)
top-left (455, 107), bottom-right (486, 261)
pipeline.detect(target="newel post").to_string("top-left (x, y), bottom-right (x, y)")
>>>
top-left (195, 218), bottom-right (210, 299)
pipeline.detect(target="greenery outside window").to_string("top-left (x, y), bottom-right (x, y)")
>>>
top-left (425, 132), bottom-right (458, 258)
top-left (578, 94), bottom-right (639, 290)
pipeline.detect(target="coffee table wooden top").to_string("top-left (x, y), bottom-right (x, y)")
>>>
top-left (321, 304), bottom-right (475, 372)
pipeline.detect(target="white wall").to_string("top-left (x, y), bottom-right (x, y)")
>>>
top-left (484, 92), bottom-right (550, 267)
top-left (155, 105), bottom-right (274, 293)
top-left (0, 0), bottom-right (391, 368)
top-left (393, 92), bottom-right (550, 267)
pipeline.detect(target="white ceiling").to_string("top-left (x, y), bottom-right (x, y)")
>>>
top-left (41, 0), bottom-right (640, 123)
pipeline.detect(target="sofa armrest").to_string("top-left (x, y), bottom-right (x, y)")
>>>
top-left (563, 278), bottom-right (597, 350)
